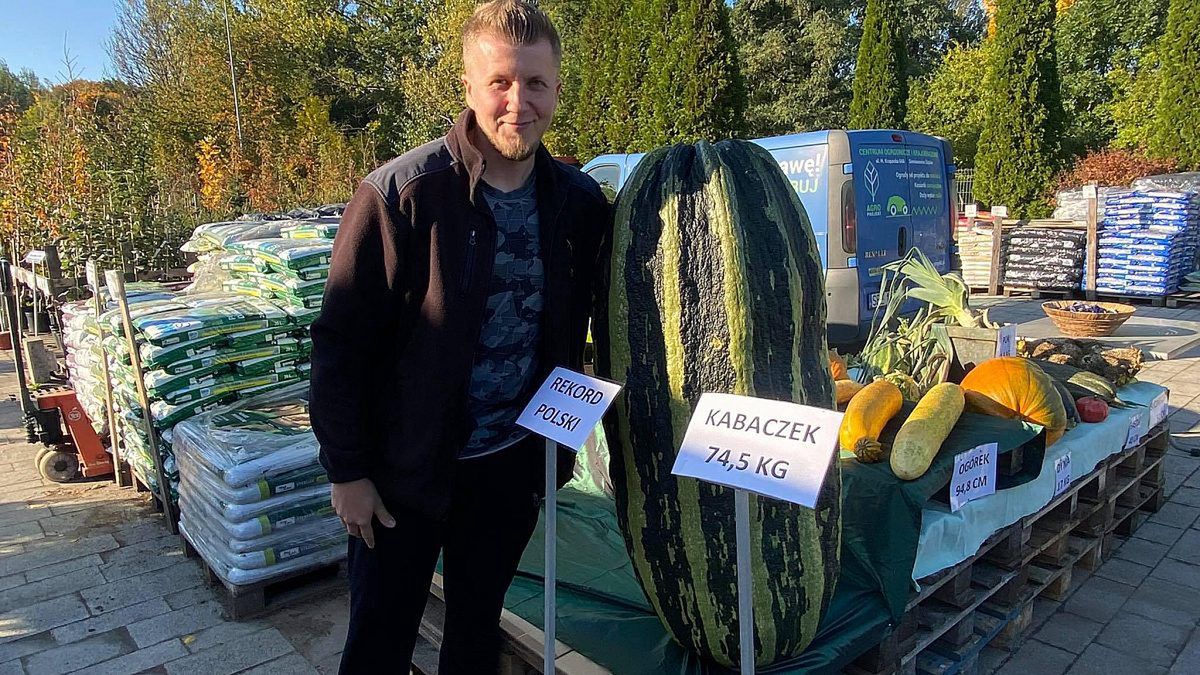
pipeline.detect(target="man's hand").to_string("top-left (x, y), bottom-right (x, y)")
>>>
top-left (331, 478), bottom-right (395, 549)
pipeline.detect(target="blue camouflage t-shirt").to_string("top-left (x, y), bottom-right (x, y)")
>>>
top-left (461, 174), bottom-right (543, 458)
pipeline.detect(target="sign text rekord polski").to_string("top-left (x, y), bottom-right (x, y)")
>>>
top-left (516, 367), bottom-right (623, 451)
top-left (671, 393), bottom-right (843, 508)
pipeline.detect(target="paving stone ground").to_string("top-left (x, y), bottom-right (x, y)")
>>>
top-left (1, 297), bottom-right (1199, 674)
top-left (0, 355), bottom-right (347, 674)
top-left (976, 298), bottom-right (1200, 674)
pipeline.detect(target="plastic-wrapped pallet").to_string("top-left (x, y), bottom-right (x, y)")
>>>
top-left (1003, 228), bottom-right (1086, 291)
top-left (173, 382), bottom-right (346, 586)
top-left (955, 221), bottom-right (1006, 288)
top-left (1083, 188), bottom-right (1200, 296)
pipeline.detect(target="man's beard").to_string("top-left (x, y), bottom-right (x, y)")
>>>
top-left (482, 123), bottom-right (539, 161)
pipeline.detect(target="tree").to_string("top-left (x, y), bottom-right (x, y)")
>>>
top-left (849, 0), bottom-right (908, 129)
top-left (574, 0), bottom-right (744, 159)
top-left (1108, 45), bottom-right (1162, 152)
top-left (1151, 0), bottom-right (1200, 168)
top-left (640, 0), bottom-right (745, 146)
top-left (974, 0), bottom-right (1065, 218)
top-left (0, 62), bottom-right (39, 113)
top-left (907, 42), bottom-right (991, 166)
top-left (732, 0), bottom-right (854, 136)
top-left (573, 0), bottom-right (624, 158)
top-left (1055, 0), bottom-right (1168, 156)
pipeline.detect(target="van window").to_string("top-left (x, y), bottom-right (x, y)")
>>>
top-left (841, 181), bottom-right (857, 254)
top-left (586, 164), bottom-right (621, 203)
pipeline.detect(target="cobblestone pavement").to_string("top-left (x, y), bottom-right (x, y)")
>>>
top-left (0, 354), bottom-right (348, 675)
top-left (0, 298), bottom-right (1198, 674)
top-left (977, 297), bottom-right (1200, 674)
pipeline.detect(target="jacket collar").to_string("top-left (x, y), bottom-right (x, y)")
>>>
top-left (446, 108), bottom-right (561, 207)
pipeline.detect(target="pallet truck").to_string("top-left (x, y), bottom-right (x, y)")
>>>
top-left (1, 257), bottom-right (113, 482)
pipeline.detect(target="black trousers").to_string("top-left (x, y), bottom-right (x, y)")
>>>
top-left (338, 448), bottom-right (544, 674)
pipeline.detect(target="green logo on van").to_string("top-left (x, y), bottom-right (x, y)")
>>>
top-left (887, 195), bottom-right (909, 217)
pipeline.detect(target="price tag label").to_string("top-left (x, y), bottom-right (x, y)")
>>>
top-left (517, 367), bottom-right (623, 451)
top-left (23, 250), bottom-right (46, 265)
top-left (995, 324), bottom-right (1017, 357)
top-left (950, 442), bottom-right (997, 512)
top-left (992, 205), bottom-right (1009, 219)
top-left (1053, 453), bottom-right (1072, 498)
top-left (1125, 412), bottom-right (1144, 449)
top-left (671, 393), bottom-right (842, 507)
top-left (965, 204), bottom-right (978, 219)
top-left (1083, 184), bottom-right (1098, 200)
top-left (1150, 391), bottom-right (1169, 428)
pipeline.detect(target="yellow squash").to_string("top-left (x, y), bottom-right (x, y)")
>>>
top-left (890, 382), bottom-right (965, 480)
top-left (838, 379), bottom-right (903, 463)
top-left (835, 379), bottom-right (866, 407)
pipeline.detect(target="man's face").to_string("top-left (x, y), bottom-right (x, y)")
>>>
top-left (462, 33), bottom-right (561, 162)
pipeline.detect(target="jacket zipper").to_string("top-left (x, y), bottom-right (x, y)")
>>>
top-left (459, 229), bottom-right (478, 295)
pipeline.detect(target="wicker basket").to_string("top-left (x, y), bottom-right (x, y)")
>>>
top-left (1042, 301), bottom-right (1136, 338)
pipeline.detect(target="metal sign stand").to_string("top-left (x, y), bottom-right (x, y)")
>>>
top-left (544, 438), bottom-right (557, 675)
top-left (89, 262), bottom-right (126, 488)
top-left (735, 489), bottom-right (755, 674)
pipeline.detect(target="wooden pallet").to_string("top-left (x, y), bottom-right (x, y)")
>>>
top-left (1166, 292), bottom-right (1200, 308)
top-left (848, 425), bottom-right (1167, 675)
top-left (1001, 287), bottom-right (1078, 300)
top-left (180, 533), bottom-right (346, 621)
top-left (1090, 292), bottom-right (1168, 307)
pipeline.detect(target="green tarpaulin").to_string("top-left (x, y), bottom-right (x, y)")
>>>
top-left (504, 410), bottom-right (1044, 673)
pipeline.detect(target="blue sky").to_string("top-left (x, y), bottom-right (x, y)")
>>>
top-left (0, 0), bottom-right (117, 83)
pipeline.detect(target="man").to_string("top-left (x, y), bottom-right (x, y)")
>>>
top-left (309, 1), bottom-right (609, 673)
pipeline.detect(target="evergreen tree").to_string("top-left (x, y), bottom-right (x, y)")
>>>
top-left (1151, 0), bottom-right (1200, 168)
top-left (732, 0), bottom-right (854, 136)
top-left (641, 0), bottom-right (745, 146)
top-left (974, 0), bottom-right (1065, 218)
top-left (848, 0), bottom-right (908, 129)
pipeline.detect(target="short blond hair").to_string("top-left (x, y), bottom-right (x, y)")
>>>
top-left (462, 0), bottom-right (562, 63)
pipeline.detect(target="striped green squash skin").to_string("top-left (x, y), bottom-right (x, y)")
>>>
top-left (594, 140), bottom-right (841, 668)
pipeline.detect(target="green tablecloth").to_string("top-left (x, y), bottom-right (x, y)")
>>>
top-left (505, 410), bottom-right (1045, 673)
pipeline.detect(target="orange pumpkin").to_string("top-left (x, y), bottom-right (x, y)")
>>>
top-left (830, 350), bottom-right (849, 381)
top-left (960, 357), bottom-right (1068, 445)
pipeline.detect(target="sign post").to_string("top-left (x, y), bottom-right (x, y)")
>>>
top-left (516, 367), bottom-right (622, 675)
top-left (670, 393), bottom-right (843, 673)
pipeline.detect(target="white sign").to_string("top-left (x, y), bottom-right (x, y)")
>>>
top-left (965, 204), bottom-right (978, 219)
top-left (85, 262), bottom-right (99, 292)
top-left (1083, 184), bottom-right (1098, 201)
top-left (1150, 391), bottom-right (1169, 428)
top-left (517, 367), bottom-right (623, 451)
top-left (1053, 453), bottom-right (1072, 498)
top-left (1125, 412), bottom-right (1144, 449)
top-left (670, 393), bottom-right (842, 508)
top-left (995, 324), bottom-right (1017, 357)
top-left (950, 442), bottom-right (997, 512)
top-left (23, 250), bottom-right (46, 265)
top-left (992, 205), bottom-right (1009, 219)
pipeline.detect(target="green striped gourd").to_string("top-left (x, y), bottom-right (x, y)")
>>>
top-left (593, 140), bottom-right (841, 668)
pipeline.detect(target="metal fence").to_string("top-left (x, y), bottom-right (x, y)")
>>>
top-left (955, 168), bottom-right (976, 211)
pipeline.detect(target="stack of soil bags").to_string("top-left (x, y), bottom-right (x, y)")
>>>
top-left (174, 382), bottom-right (345, 586)
top-left (1003, 228), bottom-right (1086, 291)
top-left (955, 220), bottom-right (1005, 288)
top-left (1085, 189), bottom-right (1200, 296)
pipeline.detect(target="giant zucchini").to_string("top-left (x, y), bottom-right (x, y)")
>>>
top-left (594, 140), bottom-right (840, 668)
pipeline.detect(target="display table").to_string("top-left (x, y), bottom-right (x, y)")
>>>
top-left (501, 382), bottom-right (1168, 674)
